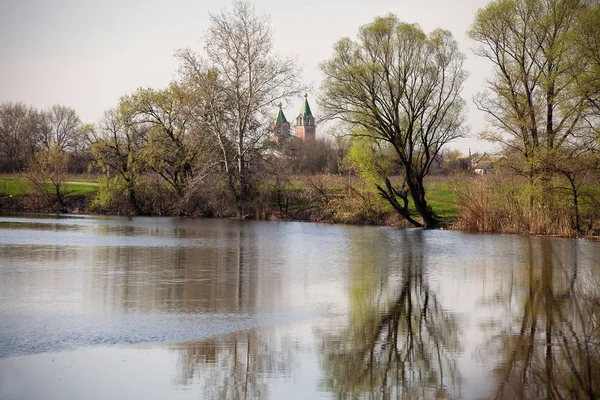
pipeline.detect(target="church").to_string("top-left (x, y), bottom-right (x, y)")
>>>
top-left (268, 94), bottom-right (316, 143)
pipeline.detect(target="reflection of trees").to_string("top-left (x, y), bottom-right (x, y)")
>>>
top-left (173, 330), bottom-right (294, 400)
top-left (321, 230), bottom-right (461, 399)
top-left (89, 225), bottom-right (280, 314)
top-left (492, 239), bottom-right (600, 399)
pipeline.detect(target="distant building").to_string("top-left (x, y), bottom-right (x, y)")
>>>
top-left (295, 94), bottom-right (316, 140)
top-left (470, 152), bottom-right (504, 175)
top-left (268, 103), bottom-right (291, 143)
top-left (267, 94), bottom-right (317, 144)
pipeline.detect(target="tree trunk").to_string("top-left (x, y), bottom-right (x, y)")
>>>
top-left (405, 169), bottom-right (439, 229)
top-left (376, 178), bottom-right (423, 228)
top-left (55, 183), bottom-right (67, 212)
top-left (128, 186), bottom-right (142, 215)
top-left (568, 176), bottom-right (581, 234)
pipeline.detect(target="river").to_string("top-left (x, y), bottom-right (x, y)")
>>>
top-left (0, 214), bottom-right (598, 399)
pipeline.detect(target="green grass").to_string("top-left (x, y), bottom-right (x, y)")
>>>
top-left (285, 175), bottom-right (462, 220)
top-left (425, 182), bottom-right (459, 219)
top-left (0, 177), bottom-right (98, 197)
top-left (64, 183), bottom-right (97, 196)
top-left (426, 182), bottom-right (459, 204)
top-left (63, 178), bottom-right (98, 183)
top-left (0, 178), bottom-right (29, 196)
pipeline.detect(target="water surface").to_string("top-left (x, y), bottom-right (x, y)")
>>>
top-left (0, 214), bottom-right (599, 399)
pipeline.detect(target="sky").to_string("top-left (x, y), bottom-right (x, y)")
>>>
top-left (0, 0), bottom-right (498, 154)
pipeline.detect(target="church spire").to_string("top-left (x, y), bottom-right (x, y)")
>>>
top-left (299, 93), bottom-right (313, 118)
top-left (273, 102), bottom-right (287, 124)
top-left (267, 102), bottom-right (291, 143)
top-left (296, 94), bottom-right (316, 140)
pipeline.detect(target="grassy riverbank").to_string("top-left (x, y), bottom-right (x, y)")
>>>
top-left (0, 175), bottom-right (98, 213)
top-left (0, 174), bottom-right (459, 224)
top-left (1, 174), bottom-right (598, 238)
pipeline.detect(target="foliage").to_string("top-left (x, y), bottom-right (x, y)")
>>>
top-left (574, 2), bottom-right (600, 119)
top-left (120, 83), bottom-right (208, 198)
top-left (341, 135), bottom-right (397, 188)
top-left (89, 108), bottom-right (148, 214)
top-left (89, 176), bottom-right (128, 212)
top-left (0, 102), bottom-right (87, 173)
top-left (469, 0), bottom-right (600, 232)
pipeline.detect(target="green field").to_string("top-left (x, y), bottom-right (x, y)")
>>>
top-left (426, 181), bottom-right (459, 219)
top-left (0, 178), bottom-right (28, 196)
top-left (0, 177), bottom-right (98, 197)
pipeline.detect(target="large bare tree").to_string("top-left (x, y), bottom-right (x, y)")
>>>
top-left (177, 0), bottom-right (303, 215)
top-left (40, 104), bottom-right (83, 153)
top-left (320, 15), bottom-right (467, 228)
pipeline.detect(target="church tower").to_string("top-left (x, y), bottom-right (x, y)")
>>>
top-left (295, 94), bottom-right (316, 140)
top-left (268, 103), bottom-right (291, 143)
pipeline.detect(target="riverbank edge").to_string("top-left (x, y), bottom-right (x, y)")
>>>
top-left (2, 192), bottom-right (599, 241)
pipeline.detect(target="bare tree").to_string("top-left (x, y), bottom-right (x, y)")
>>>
top-left (0, 102), bottom-right (41, 164)
top-left (40, 104), bottom-right (83, 153)
top-left (320, 15), bottom-right (467, 228)
top-left (177, 0), bottom-right (303, 215)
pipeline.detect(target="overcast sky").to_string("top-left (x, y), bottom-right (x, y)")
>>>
top-left (0, 0), bottom-right (497, 153)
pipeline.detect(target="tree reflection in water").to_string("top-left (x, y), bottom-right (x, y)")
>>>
top-left (172, 331), bottom-right (295, 400)
top-left (163, 227), bottom-right (294, 400)
top-left (320, 230), bottom-right (462, 399)
top-left (490, 239), bottom-right (600, 399)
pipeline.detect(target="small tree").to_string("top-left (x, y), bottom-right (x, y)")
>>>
top-left (25, 145), bottom-right (69, 211)
top-left (321, 15), bottom-right (467, 228)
